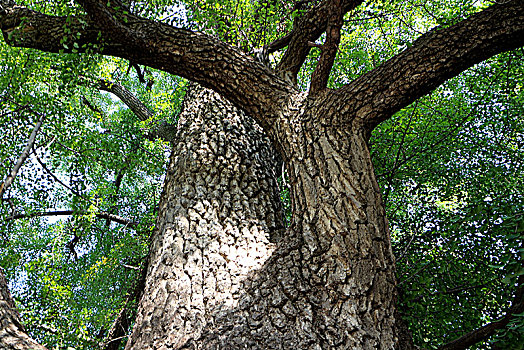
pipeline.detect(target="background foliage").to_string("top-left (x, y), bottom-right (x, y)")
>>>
top-left (0, 1), bottom-right (522, 349)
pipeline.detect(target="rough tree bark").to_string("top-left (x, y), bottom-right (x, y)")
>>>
top-left (1, 0), bottom-right (523, 349)
top-left (147, 92), bottom-right (402, 349)
top-left (125, 83), bottom-right (285, 349)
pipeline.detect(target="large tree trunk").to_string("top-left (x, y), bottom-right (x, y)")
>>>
top-left (126, 90), bottom-right (407, 349)
top-left (125, 84), bottom-right (285, 349)
top-left (264, 95), bottom-right (399, 349)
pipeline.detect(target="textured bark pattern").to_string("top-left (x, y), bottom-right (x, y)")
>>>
top-left (228, 94), bottom-right (399, 349)
top-left (125, 84), bottom-right (284, 349)
top-left (126, 92), bottom-right (400, 350)
top-left (281, 120), bottom-right (398, 349)
top-left (0, 270), bottom-right (48, 350)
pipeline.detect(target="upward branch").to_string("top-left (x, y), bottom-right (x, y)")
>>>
top-left (337, 0), bottom-right (524, 130)
top-left (309, 0), bottom-right (344, 95)
top-left (438, 276), bottom-right (524, 350)
top-left (6, 210), bottom-right (139, 228)
top-left (275, 0), bottom-right (363, 84)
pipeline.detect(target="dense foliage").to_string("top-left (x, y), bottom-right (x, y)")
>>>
top-left (0, 1), bottom-right (522, 349)
top-left (373, 51), bottom-right (524, 349)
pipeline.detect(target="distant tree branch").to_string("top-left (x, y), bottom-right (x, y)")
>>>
top-left (98, 79), bottom-right (153, 122)
top-left (81, 95), bottom-right (106, 117)
top-left (0, 268), bottom-right (48, 350)
top-left (374, 62), bottom-right (504, 183)
top-left (32, 324), bottom-right (99, 347)
top-left (437, 276), bottom-right (524, 350)
top-left (0, 110), bottom-right (44, 199)
top-left (127, 62), bottom-right (146, 84)
top-left (97, 79), bottom-right (178, 142)
top-left (103, 255), bottom-right (148, 350)
top-left (382, 101), bottom-right (418, 204)
top-left (6, 210), bottom-right (139, 228)
top-left (411, 281), bottom-right (491, 303)
top-left (32, 149), bottom-right (96, 206)
top-left (103, 140), bottom-right (140, 227)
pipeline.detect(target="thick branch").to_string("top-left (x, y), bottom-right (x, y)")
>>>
top-left (266, 31), bottom-right (293, 54)
top-left (338, 0), bottom-right (524, 130)
top-left (0, 1), bottom-right (295, 129)
top-left (0, 111), bottom-right (44, 199)
top-left (0, 269), bottom-right (48, 350)
top-left (275, 0), bottom-right (363, 84)
top-left (6, 210), bottom-right (139, 228)
top-left (309, 0), bottom-right (344, 94)
top-left (76, 0), bottom-right (144, 52)
top-left (438, 276), bottom-right (524, 350)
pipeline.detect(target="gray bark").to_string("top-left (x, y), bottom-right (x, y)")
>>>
top-left (125, 90), bottom-right (404, 349)
top-left (125, 84), bottom-right (285, 349)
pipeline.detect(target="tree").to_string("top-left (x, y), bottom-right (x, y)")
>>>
top-left (0, 0), bottom-right (523, 349)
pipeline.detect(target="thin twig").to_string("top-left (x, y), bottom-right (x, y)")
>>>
top-left (6, 209), bottom-right (139, 228)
